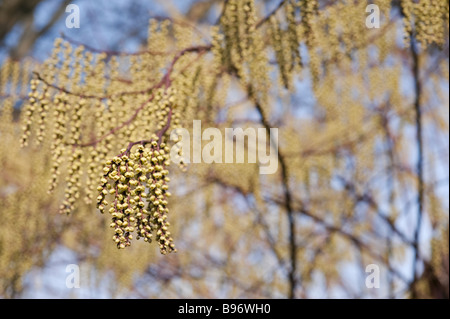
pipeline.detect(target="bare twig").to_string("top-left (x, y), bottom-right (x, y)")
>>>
top-left (255, 0), bottom-right (288, 29)
top-left (32, 44), bottom-right (211, 149)
top-left (61, 32), bottom-right (171, 57)
top-left (253, 97), bottom-right (298, 299)
top-left (410, 35), bottom-right (425, 299)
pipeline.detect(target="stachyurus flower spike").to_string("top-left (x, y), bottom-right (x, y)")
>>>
top-left (97, 140), bottom-right (176, 254)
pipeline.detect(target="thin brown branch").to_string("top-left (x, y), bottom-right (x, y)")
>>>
top-left (207, 175), bottom-right (287, 270)
top-left (252, 95), bottom-right (298, 299)
top-left (266, 195), bottom-right (410, 285)
top-left (61, 33), bottom-right (171, 57)
top-left (34, 44), bottom-right (212, 148)
top-left (255, 0), bottom-right (288, 29)
top-left (150, 15), bottom-right (210, 41)
top-left (33, 43), bottom-right (211, 101)
top-left (336, 176), bottom-right (416, 248)
top-left (410, 35), bottom-right (425, 299)
top-left (118, 109), bottom-right (173, 157)
top-left (75, 88), bottom-right (161, 148)
top-left (33, 71), bottom-right (159, 100)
